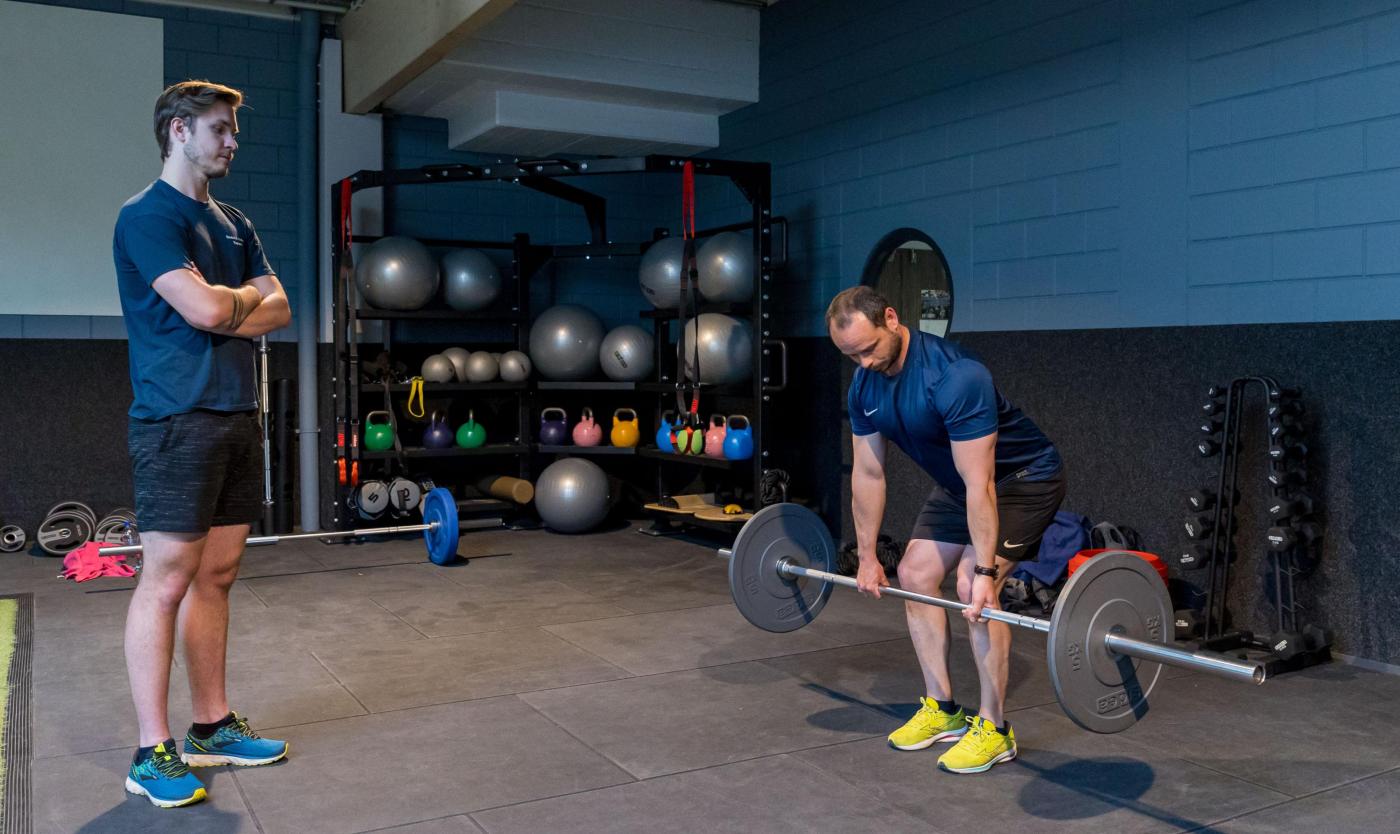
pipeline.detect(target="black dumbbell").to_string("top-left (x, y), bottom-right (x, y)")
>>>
top-left (1183, 514), bottom-right (1214, 540)
top-left (1303, 624), bottom-right (1331, 651)
top-left (1196, 438), bottom-right (1220, 457)
top-left (1198, 417), bottom-right (1224, 435)
top-left (1265, 520), bottom-right (1321, 551)
top-left (1267, 463), bottom-right (1306, 488)
top-left (1186, 490), bottom-right (1215, 512)
top-left (1266, 385), bottom-right (1301, 402)
top-left (1267, 630), bottom-right (1306, 661)
top-left (1201, 400), bottom-right (1224, 416)
top-left (1268, 440), bottom-right (1307, 461)
top-left (1268, 495), bottom-right (1314, 520)
top-left (1268, 400), bottom-right (1304, 419)
top-left (1174, 608), bottom-right (1202, 640)
top-left (1173, 543), bottom-right (1231, 571)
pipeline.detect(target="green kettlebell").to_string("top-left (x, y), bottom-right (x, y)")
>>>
top-left (456, 409), bottom-right (487, 449)
top-left (364, 411), bottom-right (395, 452)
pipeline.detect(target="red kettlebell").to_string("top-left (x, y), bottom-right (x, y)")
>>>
top-left (572, 407), bottom-right (603, 447)
top-left (670, 412), bottom-right (705, 455)
top-left (704, 414), bottom-right (727, 458)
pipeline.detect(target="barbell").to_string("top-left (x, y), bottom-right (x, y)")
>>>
top-left (718, 503), bottom-right (1266, 734)
top-left (91, 487), bottom-right (463, 566)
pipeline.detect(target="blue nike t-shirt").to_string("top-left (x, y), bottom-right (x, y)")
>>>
top-left (848, 329), bottom-right (1061, 496)
top-left (113, 179), bottom-right (273, 420)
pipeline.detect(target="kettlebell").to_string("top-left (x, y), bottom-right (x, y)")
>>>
top-left (422, 410), bottom-right (455, 449)
top-left (455, 409), bottom-right (486, 449)
top-left (573, 407), bottom-right (603, 447)
top-left (387, 476), bottom-right (422, 516)
top-left (364, 411), bottom-right (395, 452)
top-left (704, 414), bottom-right (728, 458)
top-left (610, 408), bottom-right (640, 448)
top-left (671, 413), bottom-right (705, 456)
top-left (540, 407), bottom-right (569, 446)
top-left (723, 414), bottom-right (753, 460)
top-left (655, 410), bottom-right (678, 452)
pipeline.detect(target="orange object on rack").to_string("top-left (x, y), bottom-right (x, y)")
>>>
top-left (1069, 548), bottom-right (1168, 585)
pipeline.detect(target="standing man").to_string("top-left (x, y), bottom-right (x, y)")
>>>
top-left (827, 285), bottom-right (1064, 775)
top-left (114, 80), bottom-right (292, 808)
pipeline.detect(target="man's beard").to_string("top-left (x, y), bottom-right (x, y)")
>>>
top-left (875, 328), bottom-right (904, 374)
top-left (183, 142), bottom-right (229, 179)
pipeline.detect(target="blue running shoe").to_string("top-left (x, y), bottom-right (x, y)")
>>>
top-left (126, 740), bottom-right (207, 808)
top-left (182, 712), bottom-right (288, 767)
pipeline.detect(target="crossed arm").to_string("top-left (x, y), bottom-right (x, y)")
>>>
top-left (151, 267), bottom-right (291, 338)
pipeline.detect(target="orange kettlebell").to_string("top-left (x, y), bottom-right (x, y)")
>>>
top-left (610, 408), bottom-right (640, 448)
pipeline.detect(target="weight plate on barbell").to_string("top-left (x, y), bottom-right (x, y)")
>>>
top-left (0, 525), bottom-right (26, 553)
top-left (47, 501), bottom-right (97, 528)
top-left (422, 487), bottom-right (460, 565)
top-left (1047, 552), bottom-right (1172, 734)
top-left (727, 503), bottom-right (835, 633)
top-left (36, 511), bottom-right (94, 556)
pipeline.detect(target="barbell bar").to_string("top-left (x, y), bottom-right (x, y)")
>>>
top-left (719, 503), bottom-right (1265, 734)
top-left (88, 487), bottom-right (464, 566)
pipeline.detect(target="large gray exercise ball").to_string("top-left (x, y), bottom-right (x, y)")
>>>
top-left (529, 305), bottom-right (605, 380)
top-left (421, 353), bottom-right (456, 384)
top-left (638, 236), bottom-right (687, 309)
top-left (534, 458), bottom-right (611, 533)
top-left (355, 236), bottom-right (439, 311)
top-left (441, 249), bottom-right (502, 311)
top-left (465, 350), bottom-right (499, 383)
top-left (441, 347), bottom-right (471, 382)
top-left (599, 325), bottom-right (655, 381)
top-left (498, 350), bottom-right (532, 382)
top-left (697, 231), bottom-right (754, 303)
top-left (680, 314), bottom-right (753, 385)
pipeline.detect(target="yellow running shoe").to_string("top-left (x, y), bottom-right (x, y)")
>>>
top-left (937, 715), bottom-right (1016, 774)
top-left (886, 698), bottom-right (968, 751)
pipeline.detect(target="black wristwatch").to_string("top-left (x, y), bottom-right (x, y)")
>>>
top-left (973, 564), bottom-right (998, 578)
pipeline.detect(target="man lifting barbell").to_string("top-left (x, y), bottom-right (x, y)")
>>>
top-left (113, 80), bottom-right (292, 808)
top-left (826, 286), bottom-right (1065, 774)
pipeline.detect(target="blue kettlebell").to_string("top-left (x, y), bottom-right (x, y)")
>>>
top-left (655, 410), bottom-right (677, 453)
top-left (422, 410), bottom-right (455, 449)
top-left (540, 407), bottom-right (569, 446)
top-left (723, 414), bottom-right (753, 460)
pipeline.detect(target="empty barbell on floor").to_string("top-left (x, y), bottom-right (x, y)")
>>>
top-left (719, 504), bottom-right (1266, 734)
top-left (91, 487), bottom-right (464, 565)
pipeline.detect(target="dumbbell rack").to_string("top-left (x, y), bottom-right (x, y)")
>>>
top-left (1183, 376), bottom-right (1330, 676)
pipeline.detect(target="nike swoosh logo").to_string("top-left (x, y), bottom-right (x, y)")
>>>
top-left (1002, 540), bottom-right (1027, 549)
top-left (864, 408), bottom-right (879, 416)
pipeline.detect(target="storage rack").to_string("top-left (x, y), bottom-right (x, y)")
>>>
top-left (329, 156), bottom-right (785, 533)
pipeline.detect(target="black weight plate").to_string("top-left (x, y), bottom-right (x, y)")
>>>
top-left (0, 525), bottom-right (26, 553)
top-left (47, 501), bottom-right (97, 527)
top-left (727, 504), bottom-right (834, 633)
top-left (422, 487), bottom-right (460, 565)
top-left (1047, 552), bottom-right (1171, 734)
top-left (36, 511), bottom-right (94, 556)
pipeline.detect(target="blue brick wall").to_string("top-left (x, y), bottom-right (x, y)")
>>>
top-left (3, 0), bottom-right (303, 341)
top-left (716, 0), bottom-right (1400, 335)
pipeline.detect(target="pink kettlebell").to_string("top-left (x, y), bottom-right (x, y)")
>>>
top-left (704, 414), bottom-right (728, 458)
top-left (572, 407), bottom-right (603, 447)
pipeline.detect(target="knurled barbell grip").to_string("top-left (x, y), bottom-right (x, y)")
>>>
top-left (780, 561), bottom-right (1264, 685)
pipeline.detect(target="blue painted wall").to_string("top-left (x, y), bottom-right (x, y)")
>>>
top-left (0, 0), bottom-right (302, 341)
top-left (717, 0), bottom-right (1400, 336)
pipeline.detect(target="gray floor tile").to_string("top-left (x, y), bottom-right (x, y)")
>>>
top-left (231, 697), bottom-right (634, 834)
top-left (222, 650), bottom-right (367, 729)
top-left (542, 603), bottom-right (844, 675)
top-left (1215, 767), bottom-right (1400, 832)
top-left (235, 545), bottom-right (334, 578)
top-left (34, 668), bottom-right (193, 758)
top-left (803, 586), bottom-right (921, 645)
top-left (370, 578), bottom-right (631, 637)
top-left (471, 754), bottom-right (940, 834)
top-left (520, 661), bottom-right (891, 779)
top-left (223, 595), bottom-right (427, 661)
top-left (314, 627), bottom-right (630, 712)
top-left (32, 747), bottom-right (258, 833)
top-left (359, 816), bottom-right (485, 833)
top-left (794, 709), bottom-right (1289, 834)
top-left (305, 535), bottom-right (444, 570)
top-left (1099, 666), bottom-right (1400, 796)
top-left (241, 562), bottom-right (456, 607)
top-left (759, 636), bottom-right (1061, 724)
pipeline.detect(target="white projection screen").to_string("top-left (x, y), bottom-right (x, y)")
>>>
top-left (0, 1), bottom-right (163, 316)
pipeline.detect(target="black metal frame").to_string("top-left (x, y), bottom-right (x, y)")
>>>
top-left (329, 155), bottom-right (782, 533)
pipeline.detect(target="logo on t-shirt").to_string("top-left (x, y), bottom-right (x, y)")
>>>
top-left (864, 407), bottom-right (879, 416)
top-left (225, 235), bottom-right (244, 246)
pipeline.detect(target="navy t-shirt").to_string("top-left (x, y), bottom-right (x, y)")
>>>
top-left (113, 179), bottom-right (273, 420)
top-left (848, 329), bottom-right (1061, 496)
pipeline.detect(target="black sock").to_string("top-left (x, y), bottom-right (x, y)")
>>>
top-left (996, 722), bottom-right (1010, 736)
top-left (134, 745), bottom-right (156, 763)
top-left (190, 713), bottom-right (236, 738)
top-left (934, 699), bottom-right (959, 714)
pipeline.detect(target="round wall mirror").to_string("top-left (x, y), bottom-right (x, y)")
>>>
top-left (860, 228), bottom-right (954, 337)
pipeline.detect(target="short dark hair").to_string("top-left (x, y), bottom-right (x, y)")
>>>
top-left (826, 285), bottom-right (891, 330)
top-left (154, 80), bottom-right (244, 160)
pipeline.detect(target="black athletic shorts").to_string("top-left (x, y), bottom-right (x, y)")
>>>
top-left (910, 470), bottom-right (1066, 562)
top-left (128, 409), bottom-right (263, 533)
